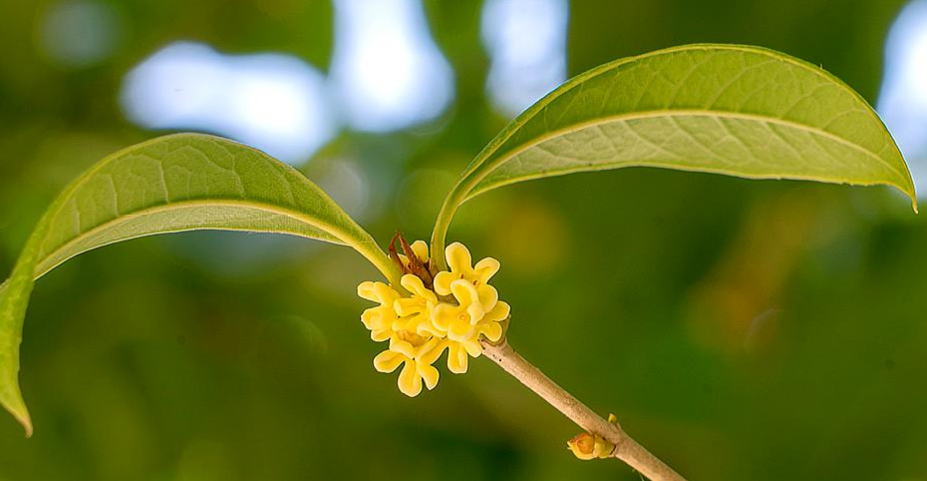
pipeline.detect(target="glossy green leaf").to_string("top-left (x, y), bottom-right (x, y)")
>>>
top-left (0, 133), bottom-right (400, 435)
top-left (431, 44), bottom-right (916, 263)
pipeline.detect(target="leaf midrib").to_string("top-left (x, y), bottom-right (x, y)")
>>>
top-left (457, 43), bottom-right (897, 186)
top-left (32, 198), bottom-right (349, 280)
top-left (462, 109), bottom-right (908, 202)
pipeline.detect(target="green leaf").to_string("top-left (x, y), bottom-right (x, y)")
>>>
top-left (431, 44), bottom-right (916, 265)
top-left (0, 133), bottom-right (400, 435)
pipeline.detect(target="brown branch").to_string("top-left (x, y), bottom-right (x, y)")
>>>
top-left (481, 340), bottom-right (688, 481)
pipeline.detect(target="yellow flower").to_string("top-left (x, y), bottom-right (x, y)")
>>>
top-left (397, 239), bottom-right (430, 267)
top-left (434, 280), bottom-right (510, 339)
top-left (358, 239), bottom-right (511, 392)
top-left (445, 339), bottom-right (479, 373)
top-left (433, 279), bottom-right (510, 373)
top-left (475, 300), bottom-right (509, 342)
top-left (433, 242), bottom-right (500, 312)
top-left (373, 337), bottom-right (445, 396)
top-left (432, 280), bottom-right (483, 341)
top-left (357, 281), bottom-right (402, 342)
top-left (393, 274), bottom-right (441, 337)
top-left (441, 302), bottom-right (509, 373)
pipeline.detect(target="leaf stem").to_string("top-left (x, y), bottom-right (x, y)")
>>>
top-left (355, 238), bottom-right (403, 287)
top-left (481, 340), bottom-right (688, 481)
top-left (429, 192), bottom-right (462, 273)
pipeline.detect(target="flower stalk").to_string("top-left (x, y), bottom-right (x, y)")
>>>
top-left (480, 340), bottom-right (688, 481)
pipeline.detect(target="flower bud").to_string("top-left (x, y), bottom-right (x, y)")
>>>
top-left (567, 432), bottom-right (614, 460)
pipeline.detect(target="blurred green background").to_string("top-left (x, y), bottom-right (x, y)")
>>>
top-left (2, 0), bottom-right (927, 479)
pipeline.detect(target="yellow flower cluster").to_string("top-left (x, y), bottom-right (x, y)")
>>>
top-left (357, 241), bottom-right (510, 396)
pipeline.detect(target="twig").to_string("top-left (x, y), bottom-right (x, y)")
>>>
top-left (481, 340), bottom-right (688, 481)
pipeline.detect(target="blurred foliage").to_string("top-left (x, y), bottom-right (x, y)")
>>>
top-left (2, 0), bottom-right (927, 480)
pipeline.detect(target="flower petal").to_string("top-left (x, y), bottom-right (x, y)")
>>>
top-left (476, 284), bottom-right (498, 314)
top-left (416, 338), bottom-right (447, 365)
top-left (461, 339), bottom-right (482, 357)
top-left (447, 319), bottom-right (476, 342)
top-left (373, 350), bottom-right (406, 373)
top-left (357, 281), bottom-right (379, 302)
top-left (400, 274), bottom-right (429, 299)
top-left (466, 304), bottom-right (484, 326)
top-left (398, 361), bottom-right (423, 397)
top-left (360, 308), bottom-right (378, 330)
top-left (394, 298), bottom-right (421, 317)
top-left (485, 301), bottom-right (511, 322)
top-left (449, 280), bottom-right (482, 318)
top-left (389, 335), bottom-right (417, 358)
top-left (445, 242), bottom-right (473, 275)
top-left (379, 283), bottom-right (401, 302)
top-left (473, 257), bottom-right (500, 283)
top-left (370, 328), bottom-right (392, 342)
top-left (390, 315), bottom-right (410, 332)
top-left (479, 321), bottom-right (503, 343)
top-left (362, 306), bottom-right (396, 332)
top-left (432, 271), bottom-right (454, 296)
top-left (417, 361), bottom-right (440, 390)
top-left (447, 344), bottom-right (469, 374)
top-left (432, 303), bottom-right (457, 332)
top-left (411, 240), bottom-right (429, 262)
top-left (416, 319), bottom-right (444, 338)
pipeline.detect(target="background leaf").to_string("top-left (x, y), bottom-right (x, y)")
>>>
top-left (431, 44), bottom-right (916, 261)
top-left (0, 133), bottom-right (398, 435)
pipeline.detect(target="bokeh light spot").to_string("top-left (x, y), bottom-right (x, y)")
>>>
top-left (315, 159), bottom-right (370, 220)
top-left (120, 42), bottom-right (336, 164)
top-left (878, 0), bottom-right (927, 197)
top-left (481, 0), bottom-right (569, 117)
top-left (39, 0), bottom-right (122, 68)
top-left (329, 0), bottom-right (455, 132)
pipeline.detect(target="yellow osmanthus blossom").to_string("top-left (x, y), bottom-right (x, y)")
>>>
top-left (433, 280), bottom-right (485, 341)
top-left (357, 239), bottom-right (511, 395)
top-left (357, 281), bottom-right (401, 342)
top-left (432, 279), bottom-right (509, 373)
top-left (433, 242), bottom-right (500, 312)
top-left (393, 274), bottom-right (441, 337)
top-left (397, 239), bottom-right (430, 267)
top-left (373, 336), bottom-right (444, 396)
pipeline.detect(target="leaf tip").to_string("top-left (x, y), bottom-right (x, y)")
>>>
top-left (889, 175), bottom-right (918, 214)
top-left (2, 399), bottom-right (33, 438)
top-left (22, 416), bottom-right (33, 438)
top-left (896, 159), bottom-right (918, 213)
top-left (1, 382), bottom-right (33, 437)
top-left (901, 184), bottom-right (918, 214)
